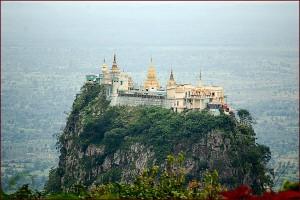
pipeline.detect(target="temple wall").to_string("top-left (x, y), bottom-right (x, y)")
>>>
top-left (110, 95), bottom-right (173, 109)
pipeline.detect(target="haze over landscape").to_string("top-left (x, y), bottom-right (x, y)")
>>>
top-left (1, 1), bottom-right (299, 192)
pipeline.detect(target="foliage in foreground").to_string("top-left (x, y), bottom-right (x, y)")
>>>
top-left (2, 154), bottom-right (300, 200)
top-left (88, 153), bottom-right (223, 199)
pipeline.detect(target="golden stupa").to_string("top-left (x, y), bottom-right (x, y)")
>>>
top-left (144, 58), bottom-right (160, 90)
top-left (111, 53), bottom-right (120, 74)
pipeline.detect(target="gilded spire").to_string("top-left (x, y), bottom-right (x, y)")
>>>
top-left (111, 53), bottom-right (120, 73)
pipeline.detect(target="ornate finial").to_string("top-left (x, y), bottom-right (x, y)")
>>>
top-left (198, 69), bottom-right (203, 87)
top-left (150, 57), bottom-right (153, 64)
top-left (199, 69), bottom-right (202, 80)
top-left (104, 58), bottom-right (106, 63)
top-left (170, 67), bottom-right (174, 80)
top-left (113, 53), bottom-right (116, 63)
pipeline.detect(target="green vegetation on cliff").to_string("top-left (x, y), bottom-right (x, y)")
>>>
top-left (3, 156), bottom-right (300, 199)
top-left (45, 83), bottom-right (273, 194)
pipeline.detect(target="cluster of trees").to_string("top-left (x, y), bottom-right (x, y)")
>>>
top-left (87, 153), bottom-right (223, 199)
top-left (1, 153), bottom-right (299, 200)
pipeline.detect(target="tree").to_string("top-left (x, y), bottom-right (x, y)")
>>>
top-left (9, 184), bottom-right (41, 200)
top-left (237, 109), bottom-right (254, 126)
top-left (44, 168), bottom-right (62, 193)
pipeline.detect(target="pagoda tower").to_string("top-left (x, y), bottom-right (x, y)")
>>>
top-left (102, 58), bottom-right (108, 72)
top-left (111, 53), bottom-right (120, 74)
top-left (144, 58), bottom-right (160, 91)
top-left (167, 68), bottom-right (176, 87)
top-left (101, 58), bottom-right (110, 84)
top-left (166, 68), bottom-right (177, 99)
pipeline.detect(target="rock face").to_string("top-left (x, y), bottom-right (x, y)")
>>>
top-left (46, 83), bottom-right (272, 193)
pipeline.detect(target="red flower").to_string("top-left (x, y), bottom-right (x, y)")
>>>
top-left (252, 191), bottom-right (277, 200)
top-left (276, 190), bottom-right (300, 200)
top-left (221, 186), bottom-right (300, 200)
top-left (221, 185), bottom-right (253, 200)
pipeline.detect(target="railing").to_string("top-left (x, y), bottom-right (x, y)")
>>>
top-left (118, 92), bottom-right (166, 99)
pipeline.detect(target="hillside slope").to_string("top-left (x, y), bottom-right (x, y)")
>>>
top-left (46, 83), bottom-right (272, 194)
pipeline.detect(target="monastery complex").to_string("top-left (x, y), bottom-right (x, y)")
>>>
top-left (86, 54), bottom-right (232, 114)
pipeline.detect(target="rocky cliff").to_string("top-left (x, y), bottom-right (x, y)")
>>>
top-left (45, 83), bottom-right (272, 194)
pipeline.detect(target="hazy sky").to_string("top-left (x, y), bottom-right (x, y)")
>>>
top-left (2, 1), bottom-right (299, 48)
